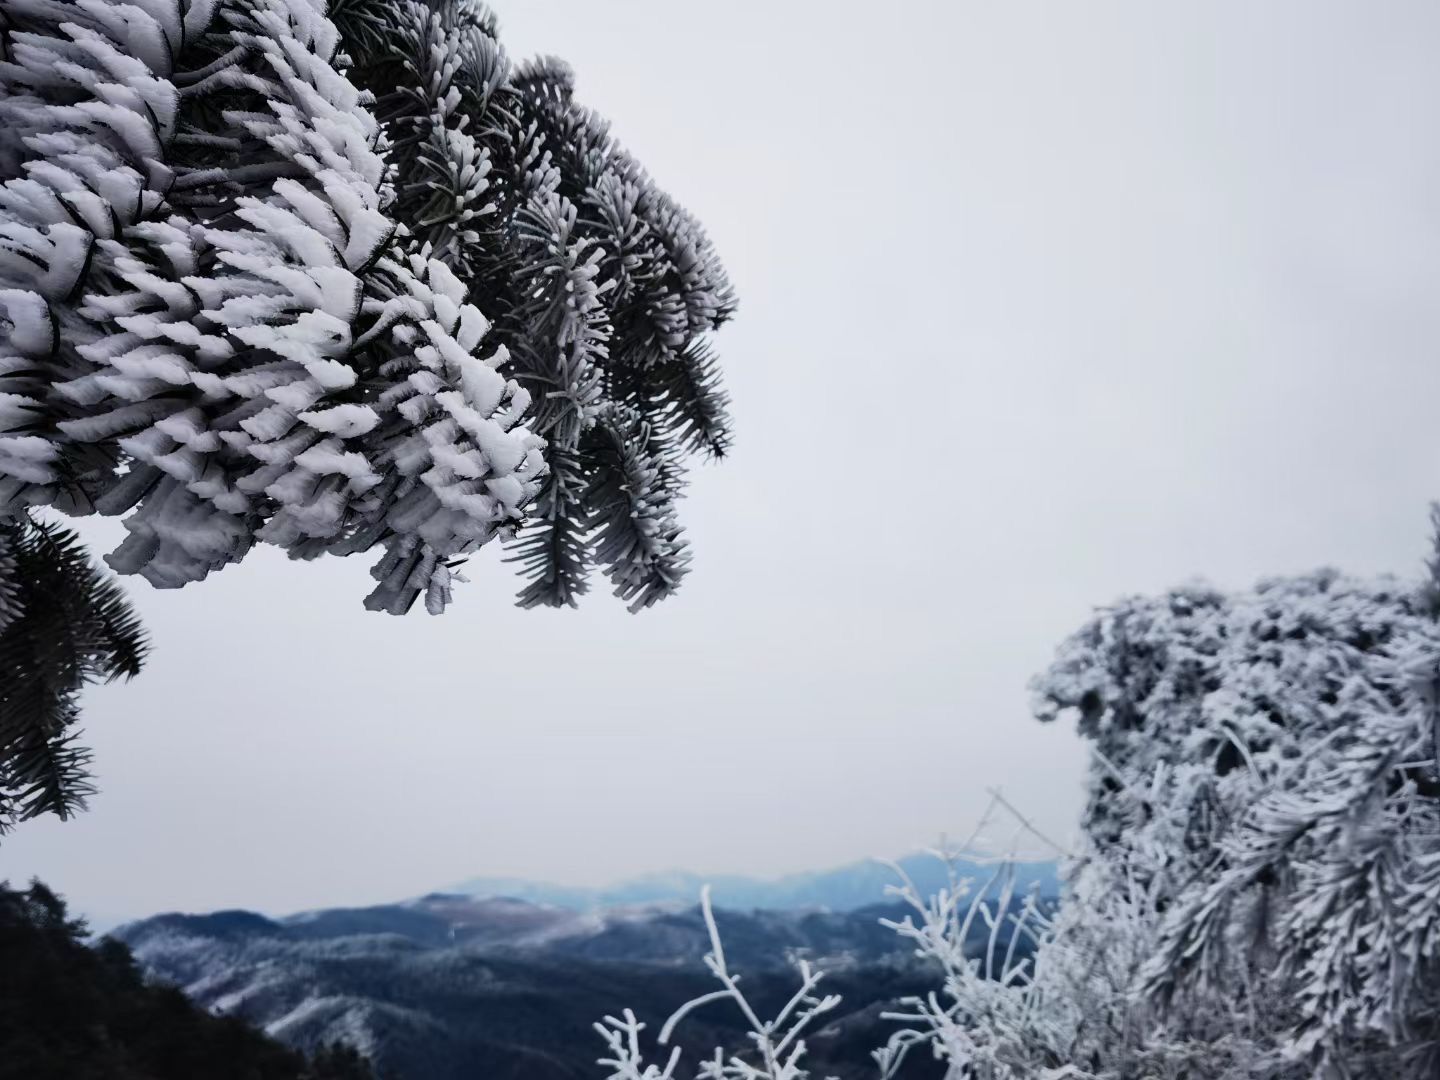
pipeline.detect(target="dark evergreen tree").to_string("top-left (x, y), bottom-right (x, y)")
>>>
top-left (0, 878), bottom-right (376, 1080)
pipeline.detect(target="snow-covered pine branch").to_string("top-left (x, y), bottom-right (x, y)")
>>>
top-left (0, 0), bottom-right (545, 614)
top-left (336, 1), bottom-right (736, 609)
top-left (1, 0), bottom-right (737, 616)
top-left (0, 0), bottom-right (737, 831)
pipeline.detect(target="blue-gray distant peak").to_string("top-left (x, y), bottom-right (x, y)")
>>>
top-left (446, 854), bottom-right (1059, 913)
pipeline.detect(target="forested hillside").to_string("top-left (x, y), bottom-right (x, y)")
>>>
top-left (0, 880), bottom-right (373, 1080)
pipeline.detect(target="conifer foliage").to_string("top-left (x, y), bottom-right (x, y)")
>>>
top-left (332, 1), bottom-right (737, 609)
top-left (0, 0), bottom-right (552, 616)
top-left (1030, 572), bottom-right (1440, 1076)
top-left (0, 517), bottom-right (146, 832)
top-left (0, 0), bottom-right (735, 616)
top-left (0, 878), bottom-right (374, 1079)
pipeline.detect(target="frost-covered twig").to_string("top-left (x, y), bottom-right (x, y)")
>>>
top-left (595, 1010), bottom-right (681, 1080)
top-left (595, 886), bottom-right (840, 1080)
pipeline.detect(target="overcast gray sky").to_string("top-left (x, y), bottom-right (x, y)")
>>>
top-left (5, 0), bottom-right (1440, 924)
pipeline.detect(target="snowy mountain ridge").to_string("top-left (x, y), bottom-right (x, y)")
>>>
top-left (112, 885), bottom-right (1047, 1079)
top-left (103, 855), bottom-right (1058, 1078)
top-left (446, 851), bottom-right (1060, 913)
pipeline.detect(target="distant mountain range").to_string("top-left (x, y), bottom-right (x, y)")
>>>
top-left (113, 854), bottom-right (1057, 1080)
top-left (116, 896), bottom-right (947, 1080)
top-left (446, 852), bottom-right (1060, 913)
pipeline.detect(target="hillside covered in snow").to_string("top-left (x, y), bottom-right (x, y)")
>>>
top-left (113, 874), bottom-right (1049, 1080)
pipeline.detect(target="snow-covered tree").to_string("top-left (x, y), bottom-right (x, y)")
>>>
top-left (880, 574), bottom-right (1440, 1078)
top-left (1033, 571), bottom-right (1440, 1077)
top-left (333, 0), bottom-right (737, 609)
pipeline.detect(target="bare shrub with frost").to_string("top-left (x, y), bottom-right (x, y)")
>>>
top-left (595, 886), bottom-right (840, 1080)
top-left (878, 844), bottom-right (1292, 1079)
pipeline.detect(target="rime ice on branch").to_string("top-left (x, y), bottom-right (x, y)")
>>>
top-left (0, 0), bottom-right (545, 613)
top-left (0, 0), bottom-right (735, 614)
top-left (334, 1), bottom-right (736, 610)
top-left (1033, 572), bottom-right (1440, 1076)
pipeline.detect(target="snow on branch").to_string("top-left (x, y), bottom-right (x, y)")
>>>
top-left (595, 886), bottom-right (840, 1080)
top-left (0, 0), bottom-right (738, 613)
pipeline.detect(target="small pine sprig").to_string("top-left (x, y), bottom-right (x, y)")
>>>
top-left (0, 515), bottom-right (148, 831)
top-left (585, 405), bottom-right (689, 612)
